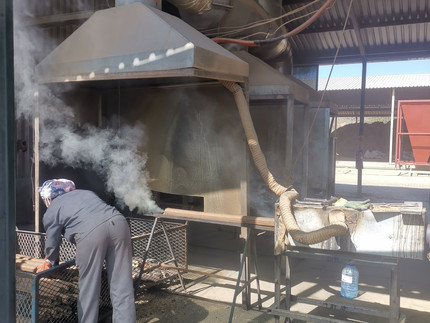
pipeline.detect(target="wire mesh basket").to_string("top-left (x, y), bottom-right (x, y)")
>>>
top-left (15, 231), bottom-right (111, 323)
top-left (128, 217), bottom-right (188, 290)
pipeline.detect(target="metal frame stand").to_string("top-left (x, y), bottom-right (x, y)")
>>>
top-left (134, 217), bottom-right (187, 294)
top-left (148, 210), bottom-right (271, 322)
top-left (228, 228), bottom-right (263, 323)
top-left (271, 247), bottom-right (406, 323)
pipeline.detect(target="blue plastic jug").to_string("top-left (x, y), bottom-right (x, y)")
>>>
top-left (340, 263), bottom-right (359, 299)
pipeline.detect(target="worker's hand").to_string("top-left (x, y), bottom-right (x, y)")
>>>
top-left (36, 258), bottom-right (52, 273)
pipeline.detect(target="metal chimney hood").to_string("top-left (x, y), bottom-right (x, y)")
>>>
top-left (36, 2), bottom-right (248, 84)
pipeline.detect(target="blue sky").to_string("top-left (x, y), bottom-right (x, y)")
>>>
top-left (319, 58), bottom-right (430, 78)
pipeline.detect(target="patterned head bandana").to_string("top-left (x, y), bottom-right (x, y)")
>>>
top-left (39, 179), bottom-right (76, 200)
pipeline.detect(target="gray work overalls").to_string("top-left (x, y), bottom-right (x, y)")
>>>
top-left (43, 189), bottom-right (136, 323)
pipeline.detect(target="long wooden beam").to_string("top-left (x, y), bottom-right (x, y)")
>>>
top-left (161, 208), bottom-right (274, 231)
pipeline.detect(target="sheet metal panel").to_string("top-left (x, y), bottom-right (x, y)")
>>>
top-left (288, 202), bottom-right (426, 260)
top-left (118, 83), bottom-right (247, 215)
top-left (36, 3), bottom-right (248, 83)
top-left (396, 100), bottom-right (430, 167)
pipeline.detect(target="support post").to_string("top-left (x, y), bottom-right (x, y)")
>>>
top-left (274, 211), bottom-right (281, 323)
top-left (301, 105), bottom-right (310, 198)
top-left (357, 59), bottom-right (367, 195)
top-left (389, 88), bottom-right (396, 164)
top-left (389, 263), bottom-right (400, 323)
top-left (240, 227), bottom-right (251, 309)
top-left (286, 96), bottom-right (294, 184)
top-left (0, 0), bottom-right (16, 321)
top-left (34, 93), bottom-right (40, 232)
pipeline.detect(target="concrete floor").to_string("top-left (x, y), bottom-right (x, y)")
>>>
top-left (157, 161), bottom-right (430, 322)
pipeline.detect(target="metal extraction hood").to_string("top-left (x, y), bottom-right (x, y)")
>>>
top-left (234, 51), bottom-right (320, 104)
top-left (36, 2), bottom-right (248, 84)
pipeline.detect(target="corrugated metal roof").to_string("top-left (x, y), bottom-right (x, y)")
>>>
top-left (18, 0), bottom-right (430, 68)
top-left (318, 74), bottom-right (430, 90)
top-left (283, 0), bottom-right (430, 65)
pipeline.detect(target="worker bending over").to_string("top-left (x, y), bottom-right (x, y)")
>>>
top-left (36, 179), bottom-right (136, 323)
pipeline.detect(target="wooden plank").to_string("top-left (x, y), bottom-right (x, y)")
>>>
top-left (162, 208), bottom-right (274, 229)
top-left (15, 254), bottom-right (45, 273)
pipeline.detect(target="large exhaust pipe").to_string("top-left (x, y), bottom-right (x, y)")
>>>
top-left (167, 0), bottom-right (292, 62)
top-left (221, 81), bottom-right (349, 254)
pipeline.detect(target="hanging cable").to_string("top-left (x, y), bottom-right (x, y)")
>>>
top-left (202, 0), bottom-right (321, 38)
top-left (212, 0), bottom-right (335, 46)
top-left (207, 10), bottom-right (318, 41)
top-left (271, 9), bottom-right (317, 36)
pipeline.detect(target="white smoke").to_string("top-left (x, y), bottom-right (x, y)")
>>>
top-left (40, 115), bottom-right (161, 214)
top-left (14, 8), bottom-right (45, 120)
top-left (14, 2), bottom-right (161, 214)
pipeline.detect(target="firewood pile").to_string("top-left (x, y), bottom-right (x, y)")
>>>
top-left (132, 257), bottom-right (179, 287)
top-left (15, 254), bottom-right (112, 322)
top-left (38, 273), bottom-right (78, 322)
top-left (16, 254), bottom-right (79, 322)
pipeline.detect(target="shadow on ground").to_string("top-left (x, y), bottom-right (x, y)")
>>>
top-left (135, 288), bottom-right (275, 323)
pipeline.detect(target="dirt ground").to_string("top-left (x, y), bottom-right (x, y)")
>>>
top-left (134, 286), bottom-right (274, 323)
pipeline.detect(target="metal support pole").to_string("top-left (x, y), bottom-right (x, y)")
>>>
top-left (229, 229), bottom-right (252, 323)
top-left (357, 59), bottom-right (367, 195)
top-left (274, 214), bottom-right (281, 323)
top-left (274, 254), bottom-right (281, 323)
top-left (240, 226), bottom-right (251, 309)
top-left (0, 0), bottom-right (16, 321)
top-left (159, 220), bottom-right (187, 292)
top-left (286, 96), bottom-right (295, 184)
top-left (229, 228), bottom-right (263, 322)
top-left (34, 92), bottom-right (40, 232)
top-left (389, 88), bottom-right (396, 164)
top-left (134, 217), bottom-right (159, 294)
top-left (285, 253), bottom-right (291, 311)
top-left (251, 231), bottom-right (262, 310)
top-left (301, 105), bottom-right (310, 198)
top-left (389, 263), bottom-right (400, 323)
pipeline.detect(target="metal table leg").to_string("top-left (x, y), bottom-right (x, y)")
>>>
top-left (270, 249), bottom-right (405, 323)
top-left (134, 217), bottom-right (159, 295)
top-left (228, 228), bottom-right (262, 323)
top-left (160, 219), bottom-right (187, 292)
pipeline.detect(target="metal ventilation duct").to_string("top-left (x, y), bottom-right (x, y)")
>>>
top-left (36, 2), bottom-right (248, 83)
top-left (234, 51), bottom-right (320, 104)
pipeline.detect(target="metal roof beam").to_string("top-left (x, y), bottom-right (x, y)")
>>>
top-left (295, 16), bottom-right (430, 34)
top-left (349, 6), bottom-right (366, 58)
top-left (293, 42), bottom-right (430, 65)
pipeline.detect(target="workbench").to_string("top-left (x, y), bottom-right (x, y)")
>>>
top-left (159, 208), bottom-right (275, 323)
